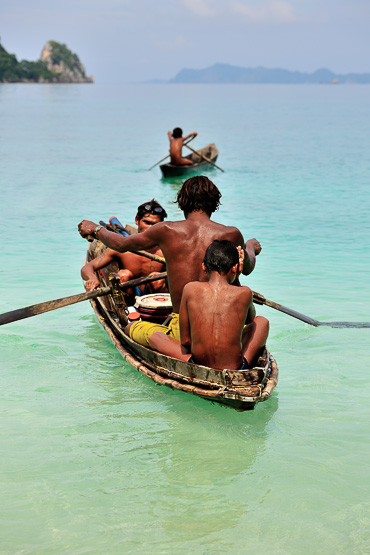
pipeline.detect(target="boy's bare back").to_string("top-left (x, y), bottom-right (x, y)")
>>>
top-left (168, 130), bottom-right (197, 165)
top-left (180, 280), bottom-right (253, 370)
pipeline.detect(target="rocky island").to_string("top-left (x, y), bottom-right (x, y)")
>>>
top-left (0, 40), bottom-right (94, 83)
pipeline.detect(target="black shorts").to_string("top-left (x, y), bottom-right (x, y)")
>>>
top-left (188, 356), bottom-right (249, 370)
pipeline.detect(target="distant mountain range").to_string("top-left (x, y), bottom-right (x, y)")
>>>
top-left (163, 63), bottom-right (370, 84)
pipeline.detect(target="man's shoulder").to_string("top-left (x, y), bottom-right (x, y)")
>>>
top-left (159, 219), bottom-right (186, 231)
top-left (210, 220), bottom-right (242, 237)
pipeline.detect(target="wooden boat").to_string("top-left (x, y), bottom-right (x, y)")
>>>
top-left (84, 240), bottom-right (278, 411)
top-left (160, 143), bottom-right (219, 178)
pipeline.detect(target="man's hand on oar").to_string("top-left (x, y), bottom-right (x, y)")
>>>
top-left (0, 272), bottom-right (168, 327)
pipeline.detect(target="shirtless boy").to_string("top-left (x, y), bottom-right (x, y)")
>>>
top-left (78, 176), bottom-right (261, 348)
top-left (81, 199), bottom-right (167, 304)
top-left (168, 127), bottom-right (197, 166)
top-left (149, 240), bottom-right (269, 370)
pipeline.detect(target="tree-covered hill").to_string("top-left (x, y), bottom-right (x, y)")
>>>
top-left (0, 41), bottom-right (93, 83)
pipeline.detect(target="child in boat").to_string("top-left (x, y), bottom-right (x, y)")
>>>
top-left (149, 240), bottom-right (269, 370)
top-left (168, 127), bottom-right (197, 166)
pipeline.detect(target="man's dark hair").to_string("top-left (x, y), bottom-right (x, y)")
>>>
top-left (136, 199), bottom-right (167, 221)
top-left (203, 240), bottom-right (239, 275)
top-left (172, 127), bottom-right (183, 138)
top-left (176, 176), bottom-right (222, 216)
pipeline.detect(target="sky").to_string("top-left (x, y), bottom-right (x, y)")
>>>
top-left (1, 0), bottom-right (369, 83)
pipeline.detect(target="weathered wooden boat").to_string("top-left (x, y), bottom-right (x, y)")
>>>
top-left (160, 143), bottom-right (219, 178)
top-left (84, 239), bottom-right (278, 411)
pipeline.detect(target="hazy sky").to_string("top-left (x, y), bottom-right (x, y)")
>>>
top-left (1, 0), bottom-right (369, 83)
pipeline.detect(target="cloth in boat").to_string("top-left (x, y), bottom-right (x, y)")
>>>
top-left (188, 355), bottom-right (249, 370)
top-left (129, 312), bottom-right (180, 348)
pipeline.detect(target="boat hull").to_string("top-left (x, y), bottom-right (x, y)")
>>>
top-left (89, 294), bottom-right (278, 411)
top-left (84, 239), bottom-right (278, 411)
top-left (160, 143), bottom-right (219, 178)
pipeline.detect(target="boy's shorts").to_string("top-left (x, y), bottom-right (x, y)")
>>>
top-left (128, 313), bottom-right (180, 348)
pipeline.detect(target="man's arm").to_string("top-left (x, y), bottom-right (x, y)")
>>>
top-left (78, 220), bottom-right (161, 253)
top-left (81, 248), bottom-right (117, 291)
top-left (168, 131), bottom-right (172, 142)
top-left (243, 238), bottom-right (262, 275)
top-left (179, 288), bottom-right (191, 350)
top-left (232, 228), bottom-right (261, 275)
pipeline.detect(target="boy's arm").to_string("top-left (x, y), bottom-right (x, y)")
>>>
top-left (81, 249), bottom-right (116, 291)
top-left (168, 131), bottom-right (172, 142)
top-left (183, 132), bottom-right (197, 141)
top-left (245, 299), bottom-right (256, 324)
top-left (179, 288), bottom-right (191, 350)
top-left (242, 287), bottom-right (256, 324)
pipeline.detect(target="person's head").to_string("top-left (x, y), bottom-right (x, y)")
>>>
top-left (172, 127), bottom-right (183, 138)
top-left (135, 199), bottom-right (167, 232)
top-left (176, 176), bottom-right (222, 217)
top-left (203, 240), bottom-right (239, 281)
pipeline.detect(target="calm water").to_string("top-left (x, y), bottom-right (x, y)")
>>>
top-left (1, 83), bottom-right (370, 553)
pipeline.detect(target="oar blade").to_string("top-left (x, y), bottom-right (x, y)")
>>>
top-left (0, 288), bottom-right (111, 327)
top-left (318, 321), bottom-right (370, 329)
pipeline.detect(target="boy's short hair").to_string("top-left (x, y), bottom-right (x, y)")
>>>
top-left (136, 199), bottom-right (167, 221)
top-left (203, 240), bottom-right (239, 275)
top-left (172, 127), bottom-right (183, 138)
top-left (176, 176), bottom-right (222, 216)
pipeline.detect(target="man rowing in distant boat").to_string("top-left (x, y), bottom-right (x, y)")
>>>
top-left (81, 199), bottom-right (168, 304)
top-left (149, 240), bottom-right (269, 369)
top-left (78, 175), bottom-right (262, 348)
top-left (168, 127), bottom-right (197, 166)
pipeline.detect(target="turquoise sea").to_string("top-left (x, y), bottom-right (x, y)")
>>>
top-left (1, 83), bottom-right (370, 553)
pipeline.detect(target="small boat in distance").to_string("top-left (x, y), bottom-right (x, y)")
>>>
top-left (160, 143), bottom-right (219, 178)
top-left (83, 236), bottom-right (278, 411)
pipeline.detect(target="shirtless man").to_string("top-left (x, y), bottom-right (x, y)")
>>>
top-left (168, 127), bottom-right (197, 166)
top-left (78, 175), bottom-right (261, 348)
top-left (81, 199), bottom-right (167, 304)
top-left (149, 240), bottom-right (269, 370)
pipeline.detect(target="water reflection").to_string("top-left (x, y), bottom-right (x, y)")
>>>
top-left (79, 315), bottom-right (279, 542)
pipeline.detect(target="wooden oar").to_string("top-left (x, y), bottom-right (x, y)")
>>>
top-left (252, 291), bottom-right (370, 329)
top-left (184, 144), bottom-right (225, 172)
top-left (90, 245), bottom-right (369, 329)
top-left (0, 272), bottom-right (167, 327)
top-left (147, 135), bottom-right (196, 170)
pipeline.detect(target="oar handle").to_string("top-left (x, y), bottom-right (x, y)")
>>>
top-left (119, 271), bottom-right (167, 291)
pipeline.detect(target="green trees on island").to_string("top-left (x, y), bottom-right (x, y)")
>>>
top-left (0, 43), bottom-right (55, 82)
top-left (0, 40), bottom-right (93, 83)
